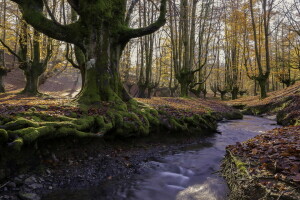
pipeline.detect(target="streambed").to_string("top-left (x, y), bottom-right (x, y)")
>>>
top-left (43, 116), bottom-right (280, 200)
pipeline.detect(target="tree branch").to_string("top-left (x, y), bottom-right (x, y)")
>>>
top-left (10, 0), bottom-right (83, 48)
top-left (0, 38), bottom-right (22, 62)
top-left (125, 0), bottom-right (140, 25)
top-left (42, 0), bottom-right (61, 26)
top-left (66, 44), bottom-right (79, 69)
top-left (121, 0), bottom-right (167, 41)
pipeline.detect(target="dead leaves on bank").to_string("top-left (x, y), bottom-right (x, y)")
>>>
top-left (138, 97), bottom-right (236, 118)
top-left (227, 126), bottom-right (300, 192)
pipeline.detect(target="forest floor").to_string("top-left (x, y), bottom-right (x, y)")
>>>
top-left (223, 83), bottom-right (300, 200)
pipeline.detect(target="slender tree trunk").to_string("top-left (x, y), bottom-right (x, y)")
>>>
top-left (147, 88), bottom-right (153, 99)
top-left (254, 80), bottom-right (258, 96)
top-left (0, 74), bottom-right (5, 93)
top-left (0, 50), bottom-right (6, 93)
top-left (220, 92), bottom-right (226, 101)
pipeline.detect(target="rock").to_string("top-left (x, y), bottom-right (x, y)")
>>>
top-left (14, 177), bottom-right (23, 185)
top-left (38, 177), bottom-right (44, 183)
top-left (28, 183), bottom-right (43, 189)
top-left (18, 193), bottom-right (41, 200)
top-left (48, 186), bottom-right (53, 190)
top-left (24, 177), bottom-right (37, 185)
top-left (1, 195), bottom-right (10, 199)
top-left (18, 175), bottom-right (25, 179)
top-left (7, 181), bottom-right (16, 188)
top-left (46, 169), bottom-right (51, 175)
top-left (51, 153), bottom-right (59, 162)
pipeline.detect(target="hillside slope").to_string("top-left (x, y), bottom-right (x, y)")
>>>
top-left (228, 83), bottom-right (300, 125)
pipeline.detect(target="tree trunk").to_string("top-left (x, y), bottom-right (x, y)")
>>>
top-left (23, 71), bottom-right (40, 95)
top-left (180, 82), bottom-right (189, 97)
top-left (147, 88), bottom-right (153, 99)
top-left (0, 74), bottom-right (5, 93)
top-left (254, 80), bottom-right (258, 96)
top-left (78, 37), bottom-right (131, 104)
top-left (137, 84), bottom-right (147, 98)
top-left (258, 79), bottom-right (268, 99)
top-left (203, 89), bottom-right (207, 99)
top-left (231, 86), bottom-right (239, 100)
top-left (220, 92), bottom-right (227, 101)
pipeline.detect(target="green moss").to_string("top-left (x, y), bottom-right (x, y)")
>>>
top-left (170, 117), bottom-right (188, 132)
top-left (0, 129), bottom-right (8, 143)
top-left (18, 112), bottom-right (75, 122)
top-left (12, 126), bottom-right (56, 143)
top-left (11, 138), bottom-right (24, 151)
top-left (28, 107), bottom-right (37, 112)
top-left (56, 127), bottom-right (93, 138)
top-left (39, 121), bottom-right (75, 129)
top-left (230, 152), bottom-right (248, 175)
top-left (4, 118), bottom-right (39, 131)
top-left (74, 116), bottom-right (95, 131)
top-left (95, 116), bottom-right (113, 133)
top-left (68, 112), bottom-right (78, 118)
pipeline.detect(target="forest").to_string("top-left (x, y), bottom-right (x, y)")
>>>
top-left (0, 0), bottom-right (299, 200)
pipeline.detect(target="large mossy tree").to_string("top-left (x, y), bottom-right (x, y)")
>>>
top-left (11, 0), bottom-right (167, 106)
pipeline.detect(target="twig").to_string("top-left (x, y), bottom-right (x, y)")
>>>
top-left (0, 181), bottom-right (9, 189)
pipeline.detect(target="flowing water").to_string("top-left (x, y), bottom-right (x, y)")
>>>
top-left (44, 116), bottom-right (280, 200)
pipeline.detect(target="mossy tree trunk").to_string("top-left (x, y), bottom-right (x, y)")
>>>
top-left (19, 26), bottom-right (50, 96)
top-left (231, 86), bottom-right (239, 100)
top-left (20, 62), bottom-right (46, 95)
top-left (177, 70), bottom-right (194, 97)
top-left (258, 77), bottom-right (268, 99)
top-left (12, 0), bottom-right (167, 106)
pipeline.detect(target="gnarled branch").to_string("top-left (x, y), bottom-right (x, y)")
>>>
top-left (120, 0), bottom-right (167, 41)
top-left (10, 0), bottom-right (83, 48)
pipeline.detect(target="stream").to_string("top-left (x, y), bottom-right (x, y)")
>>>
top-left (43, 116), bottom-right (280, 200)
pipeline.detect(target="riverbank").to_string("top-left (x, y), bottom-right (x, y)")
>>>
top-left (223, 84), bottom-right (300, 200)
top-left (222, 126), bottom-right (300, 200)
top-left (229, 83), bottom-right (300, 126)
top-left (0, 94), bottom-right (242, 199)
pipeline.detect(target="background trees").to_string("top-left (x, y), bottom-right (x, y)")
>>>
top-left (0, 0), bottom-right (298, 101)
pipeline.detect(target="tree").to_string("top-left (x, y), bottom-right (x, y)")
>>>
top-left (248, 0), bottom-right (274, 98)
top-left (0, 19), bottom-right (52, 96)
top-left (169, 0), bottom-right (215, 97)
top-left (10, 0), bottom-right (167, 106)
